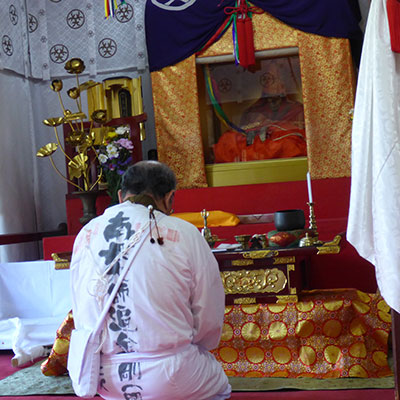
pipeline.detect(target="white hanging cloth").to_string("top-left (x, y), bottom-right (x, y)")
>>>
top-left (347, 0), bottom-right (400, 312)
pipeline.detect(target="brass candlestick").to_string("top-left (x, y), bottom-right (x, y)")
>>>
top-left (201, 209), bottom-right (214, 247)
top-left (299, 202), bottom-right (322, 247)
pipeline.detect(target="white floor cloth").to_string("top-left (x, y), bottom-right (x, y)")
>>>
top-left (0, 260), bottom-right (71, 365)
top-left (347, 0), bottom-right (400, 313)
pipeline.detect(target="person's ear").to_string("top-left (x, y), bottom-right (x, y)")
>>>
top-left (164, 190), bottom-right (175, 214)
top-left (118, 189), bottom-right (124, 204)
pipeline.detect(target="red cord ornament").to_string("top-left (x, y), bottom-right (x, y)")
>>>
top-left (225, 0), bottom-right (263, 69)
top-left (387, 0), bottom-right (400, 53)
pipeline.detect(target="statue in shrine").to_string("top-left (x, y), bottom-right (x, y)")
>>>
top-left (213, 67), bottom-right (307, 163)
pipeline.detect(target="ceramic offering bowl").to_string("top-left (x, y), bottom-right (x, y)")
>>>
top-left (274, 209), bottom-right (305, 231)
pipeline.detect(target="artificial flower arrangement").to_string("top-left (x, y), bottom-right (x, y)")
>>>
top-left (97, 125), bottom-right (134, 205)
top-left (37, 57), bottom-right (136, 204)
top-left (36, 58), bottom-right (106, 193)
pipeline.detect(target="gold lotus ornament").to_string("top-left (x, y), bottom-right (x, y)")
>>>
top-left (63, 110), bottom-right (86, 121)
top-left (91, 109), bottom-right (108, 124)
top-left (65, 58), bottom-right (85, 74)
top-left (68, 154), bottom-right (88, 180)
top-left (36, 143), bottom-right (58, 157)
top-left (67, 87), bottom-right (80, 100)
top-left (65, 130), bottom-right (85, 146)
top-left (43, 117), bottom-right (64, 127)
top-left (37, 57), bottom-right (109, 199)
top-left (51, 80), bottom-right (63, 92)
top-left (77, 133), bottom-right (95, 154)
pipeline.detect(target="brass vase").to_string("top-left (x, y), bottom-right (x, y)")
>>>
top-left (73, 190), bottom-right (99, 226)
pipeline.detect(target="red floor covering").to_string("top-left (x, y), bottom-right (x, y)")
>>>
top-left (0, 351), bottom-right (395, 399)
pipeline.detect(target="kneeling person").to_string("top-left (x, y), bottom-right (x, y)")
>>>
top-left (69, 161), bottom-right (231, 400)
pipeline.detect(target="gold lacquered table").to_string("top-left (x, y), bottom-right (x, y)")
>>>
top-left (214, 235), bottom-right (342, 305)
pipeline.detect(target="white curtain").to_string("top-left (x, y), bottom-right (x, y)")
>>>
top-left (0, 70), bottom-right (39, 261)
top-left (0, 0), bottom-right (147, 79)
top-left (347, 0), bottom-right (400, 313)
top-left (0, 1), bottom-right (157, 262)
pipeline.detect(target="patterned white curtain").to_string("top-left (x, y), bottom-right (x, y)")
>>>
top-left (0, 0), bottom-right (147, 79)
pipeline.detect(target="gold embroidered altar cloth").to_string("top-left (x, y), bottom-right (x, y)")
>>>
top-left (42, 290), bottom-right (392, 380)
top-left (211, 289), bottom-right (392, 378)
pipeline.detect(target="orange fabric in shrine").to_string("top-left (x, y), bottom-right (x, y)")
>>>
top-left (213, 124), bottom-right (307, 163)
top-left (212, 289), bottom-right (392, 379)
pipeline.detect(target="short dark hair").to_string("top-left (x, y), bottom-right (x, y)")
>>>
top-left (120, 161), bottom-right (176, 200)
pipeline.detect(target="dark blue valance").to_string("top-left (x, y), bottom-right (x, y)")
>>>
top-left (145, 0), bottom-right (362, 72)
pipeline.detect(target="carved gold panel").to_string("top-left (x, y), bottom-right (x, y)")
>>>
top-left (287, 264), bottom-right (295, 272)
top-left (51, 253), bottom-right (71, 270)
top-left (276, 295), bottom-right (298, 303)
top-left (231, 259), bottom-right (254, 266)
top-left (221, 268), bottom-right (287, 295)
top-left (273, 256), bottom-right (295, 264)
top-left (317, 235), bottom-right (342, 254)
top-left (234, 297), bottom-right (257, 305)
top-left (242, 250), bottom-right (279, 259)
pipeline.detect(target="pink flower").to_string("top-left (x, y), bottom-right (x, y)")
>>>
top-left (116, 138), bottom-right (134, 150)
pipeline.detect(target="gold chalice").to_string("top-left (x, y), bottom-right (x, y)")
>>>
top-left (234, 234), bottom-right (252, 250)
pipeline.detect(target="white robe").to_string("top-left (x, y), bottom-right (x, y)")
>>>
top-left (70, 201), bottom-right (230, 400)
top-left (347, 0), bottom-right (400, 313)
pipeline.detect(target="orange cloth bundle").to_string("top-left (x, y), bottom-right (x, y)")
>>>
top-left (171, 210), bottom-right (240, 228)
top-left (41, 311), bottom-right (74, 376)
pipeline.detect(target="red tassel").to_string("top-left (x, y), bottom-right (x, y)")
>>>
top-left (387, 0), bottom-right (400, 53)
top-left (236, 17), bottom-right (249, 68)
top-left (244, 16), bottom-right (255, 67)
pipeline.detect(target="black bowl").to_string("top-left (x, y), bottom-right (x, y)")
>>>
top-left (274, 209), bottom-right (305, 231)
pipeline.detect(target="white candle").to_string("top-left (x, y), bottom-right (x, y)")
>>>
top-left (306, 171), bottom-right (313, 204)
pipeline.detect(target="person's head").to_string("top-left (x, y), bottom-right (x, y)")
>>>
top-left (118, 161), bottom-right (176, 214)
top-left (266, 95), bottom-right (283, 112)
top-left (261, 73), bottom-right (286, 112)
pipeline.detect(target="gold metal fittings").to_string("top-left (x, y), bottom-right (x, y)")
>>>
top-left (221, 268), bottom-right (287, 295)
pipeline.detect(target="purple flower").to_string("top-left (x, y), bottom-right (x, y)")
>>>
top-left (116, 138), bottom-right (134, 150)
top-left (121, 156), bottom-right (133, 166)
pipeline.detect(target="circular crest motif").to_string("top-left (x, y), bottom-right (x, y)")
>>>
top-left (28, 14), bottom-right (38, 33)
top-left (67, 9), bottom-right (85, 29)
top-left (116, 3), bottom-right (133, 23)
top-left (49, 44), bottom-right (69, 64)
top-left (260, 72), bottom-right (276, 88)
top-left (9, 5), bottom-right (18, 25)
top-left (151, 0), bottom-right (197, 11)
top-left (98, 38), bottom-right (117, 58)
top-left (2, 35), bottom-right (13, 56)
top-left (218, 78), bottom-right (232, 93)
